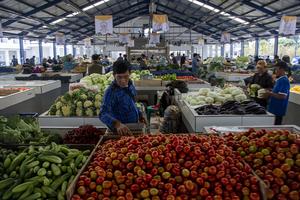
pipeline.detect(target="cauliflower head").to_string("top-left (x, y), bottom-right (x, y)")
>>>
top-left (55, 101), bottom-right (63, 109)
top-left (84, 100), bottom-right (93, 108)
top-left (61, 105), bottom-right (72, 117)
top-left (85, 108), bottom-right (94, 116)
top-left (76, 107), bottom-right (83, 116)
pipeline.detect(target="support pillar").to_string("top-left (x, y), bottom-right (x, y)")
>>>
top-left (221, 44), bottom-right (225, 57)
top-left (230, 43), bottom-right (233, 58)
top-left (19, 36), bottom-right (25, 64)
top-left (255, 37), bottom-right (259, 57)
top-left (53, 41), bottom-right (56, 58)
top-left (64, 44), bottom-right (67, 56)
top-left (72, 45), bottom-right (76, 57)
top-left (39, 39), bottom-right (43, 64)
top-left (274, 35), bottom-right (279, 56)
top-left (241, 40), bottom-right (245, 56)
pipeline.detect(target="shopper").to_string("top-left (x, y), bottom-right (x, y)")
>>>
top-left (123, 54), bottom-right (128, 62)
top-left (102, 55), bottom-right (109, 65)
top-left (11, 55), bottom-right (18, 66)
top-left (100, 60), bottom-right (146, 135)
top-left (265, 61), bottom-right (290, 125)
top-left (180, 54), bottom-right (186, 68)
top-left (273, 55), bottom-right (280, 64)
top-left (282, 55), bottom-right (292, 76)
top-left (192, 53), bottom-right (199, 76)
top-left (87, 54), bottom-right (103, 75)
top-left (29, 56), bottom-right (36, 66)
top-left (117, 53), bottom-right (123, 61)
top-left (170, 53), bottom-right (177, 66)
top-left (249, 60), bottom-right (274, 108)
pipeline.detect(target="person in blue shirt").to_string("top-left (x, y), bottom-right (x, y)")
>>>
top-left (99, 60), bottom-right (146, 135)
top-left (265, 61), bottom-right (290, 125)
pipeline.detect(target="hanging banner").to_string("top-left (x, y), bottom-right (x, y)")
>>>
top-left (95, 15), bottom-right (113, 35)
top-left (198, 38), bottom-right (205, 45)
top-left (152, 14), bottom-right (169, 32)
top-left (84, 37), bottom-right (91, 47)
top-left (118, 33), bottom-right (130, 44)
top-left (56, 33), bottom-right (65, 45)
top-left (128, 39), bottom-right (134, 47)
top-left (279, 16), bottom-right (297, 35)
top-left (149, 33), bottom-right (160, 44)
top-left (0, 20), bottom-right (3, 38)
top-left (221, 32), bottom-right (230, 43)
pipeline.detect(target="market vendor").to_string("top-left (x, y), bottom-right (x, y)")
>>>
top-left (87, 54), bottom-right (103, 75)
top-left (264, 61), bottom-right (290, 125)
top-left (99, 60), bottom-right (146, 135)
top-left (249, 60), bottom-right (274, 108)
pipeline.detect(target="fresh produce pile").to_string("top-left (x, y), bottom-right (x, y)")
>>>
top-left (80, 73), bottom-right (113, 94)
top-left (0, 116), bottom-right (60, 144)
top-left (63, 125), bottom-right (105, 144)
top-left (290, 85), bottom-right (300, 94)
top-left (224, 129), bottom-right (300, 200)
top-left (176, 76), bottom-right (198, 81)
top-left (235, 56), bottom-right (249, 69)
top-left (130, 70), bottom-right (152, 81)
top-left (195, 100), bottom-right (267, 115)
top-left (48, 88), bottom-right (102, 117)
top-left (184, 86), bottom-right (247, 106)
top-left (0, 143), bottom-right (90, 200)
top-left (161, 74), bottom-right (177, 81)
top-left (71, 134), bottom-right (262, 200)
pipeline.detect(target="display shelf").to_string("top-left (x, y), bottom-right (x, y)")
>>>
top-left (177, 99), bottom-right (275, 132)
top-left (40, 126), bottom-right (106, 137)
top-left (215, 72), bottom-right (253, 82)
top-left (14, 73), bottom-right (82, 83)
top-left (0, 88), bottom-right (35, 110)
top-left (284, 90), bottom-right (300, 126)
top-left (204, 125), bottom-right (300, 134)
top-left (38, 111), bottom-right (106, 127)
top-left (2, 80), bottom-right (61, 94)
top-left (289, 91), bottom-right (300, 105)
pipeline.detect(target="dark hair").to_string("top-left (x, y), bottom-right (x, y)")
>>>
top-left (274, 61), bottom-right (288, 71)
top-left (282, 55), bottom-right (290, 64)
top-left (113, 60), bottom-right (130, 74)
top-left (92, 54), bottom-right (99, 61)
top-left (274, 55), bottom-right (279, 59)
top-left (193, 53), bottom-right (198, 57)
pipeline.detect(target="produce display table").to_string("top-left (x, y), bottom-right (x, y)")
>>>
top-left (215, 72), bottom-right (253, 82)
top-left (38, 111), bottom-right (107, 127)
top-left (40, 126), bottom-right (106, 137)
top-left (204, 125), bottom-right (300, 134)
top-left (284, 90), bottom-right (300, 126)
top-left (176, 98), bottom-right (275, 132)
top-left (15, 73), bottom-right (82, 94)
top-left (2, 80), bottom-right (61, 114)
top-left (0, 88), bottom-right (36, 116)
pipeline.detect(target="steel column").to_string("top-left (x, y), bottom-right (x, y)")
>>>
top-left (39, 39), bottom-right (43, 64)
top-left (53, 41), bottom-right (56, 58)
top-left (274, 35), bottom-right (279, 56)
top-left (73, 45), bottom-right (76, 57)
top-left (221, 44), bottom-right (225, 57)
top-left (230, 43), bottom-right (233, 58)
top-left (64, 44), bottom-right (67, 56)
top-left (255, 37), bottom-right (259, 57)
top-left (241, 40), bottom-right (245, 56)
top-left (19, 36), bottom-right (25, 64)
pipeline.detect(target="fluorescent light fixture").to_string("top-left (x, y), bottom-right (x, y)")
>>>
top-left (42, 25), bottom-right (48, 28)
top-left (82, 0), bottom-right (109, 11)
top-left (50, 18), bottom-right (66, 25)
top-left (187, 0), bottom-right (249, 25)
top-left (66, 12), bottom-right (80, 17)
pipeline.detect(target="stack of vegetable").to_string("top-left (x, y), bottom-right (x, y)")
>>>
top-left (80, 73), bottom-right (113, 94)
top-left (48, 88), bottom-right (102, 117)
top-left (130, 70), bottom-right (152, 81)
top-left (0, 116), bottom-right (60, 144)
top-left (184, 86), bottom-right (247, 107)
top-left (63, 125), bottom-right (105, 144)
top-left (195, 100), bottom-right (267, 115)
top-left (235, 56), bottom-right (249, 69)
top-left (0, 143), bottom-right (90, 200)
top-left (208, 57), bottom-right (225, 72)
top-left (290, 85), bottom-right (300, 93)
top-left (161, 73), bottom-right (177, 81)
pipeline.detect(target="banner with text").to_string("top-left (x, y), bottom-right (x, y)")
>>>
top-left (149, 33), bottom-right (160, 44)
top-left (56, 33), bottom-right (65, 45)
top-left (221, 32), bottom-right (230, 43)
top-left (84, 37), bottom-right (92, 47)
top-left (95, 15), bottom-right (113, 35)
top-left (152, 14), bottom-right (169, 32)
top-left (118, 33), bottom-right (130, 44)
top-left (279, 16), bottom-right (297, 35)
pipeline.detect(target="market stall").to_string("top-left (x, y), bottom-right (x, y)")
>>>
top-left (2, 80), bottom-right (61, 114)
top-left (284, 85), bottom-right (300, 126)
top-left (215, 71), bottom-right (253, 82)
top-left (0, 88), bottom-right (35, 116)
top-left (14, 73), bottom-right (83, 94)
